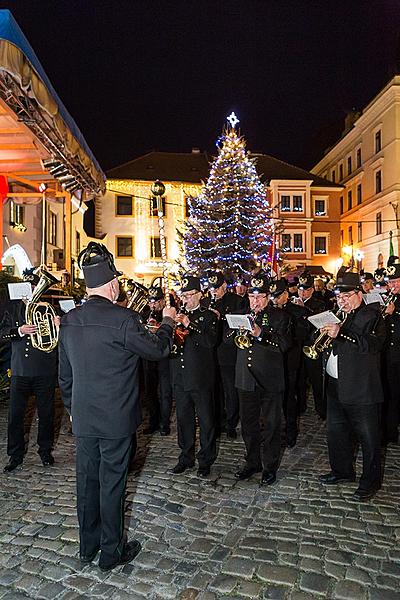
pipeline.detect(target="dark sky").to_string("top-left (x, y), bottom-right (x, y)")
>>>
top-left (4, 0), bottom-right (400, 172)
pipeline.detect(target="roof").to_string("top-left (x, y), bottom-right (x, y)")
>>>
top-left (0, 10), bottom-right (105, 192)
top-left (107, 152), bottom-right (210, 183)
top-left (108, 150), bottom-right (341, 189)
top-left (252, 153), bottom-right (341, 188)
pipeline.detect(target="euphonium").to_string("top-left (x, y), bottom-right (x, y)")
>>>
top-left (25, 267), bottom-right (59, 353)
top-left (234, 312), bottom-right (256, 349)
top-left (303, 308), bottom-right (347, 360)
top-left (126, 281), bottom-right (149, 313)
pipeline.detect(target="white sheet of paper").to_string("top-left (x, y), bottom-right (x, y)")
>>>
top-left (59, 299), bottom-right (76, 313)
top-left (225, 313), bottom-right (253, 331)
top-left (363, 292), bottom-right (384, 305)
top-left (7, 282), bottom-right (32, 300)
top-left (308, 310), bottom-right (341, 330)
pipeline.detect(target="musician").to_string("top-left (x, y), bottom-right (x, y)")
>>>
top-left (296, 271), bottom-right (326, 418)
top-left (234, 274), bottom-right (291, 485)
top-left (373, 267), bottom-right (388, 291)
top-left (59, 243), bottom-right (175, 571)
top-left (141, 286), bottom-right (173, 436)
top-left (287, 277), bottom-right (299, 299)
top-left (313, 277), bottom-right (335, 310)
top-left (382, 258), bottom-right (400, 445)
top-left (170, 275), bottom-right (218, 477)
top-left (234, 274), bottom-right (248, 298)
top-left (0, 268), bottom-right (58, 472)
top-left (271, 279), bottom-right (308, 448)
top-left (319, 272), bottom-right (385, 502)
top-left (207, 270), bottom-right (249, 439)
top-left (360, 271), bottom-right (374, 294)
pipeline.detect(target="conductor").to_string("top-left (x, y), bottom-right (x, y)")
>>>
top-left (58, 243), bottom-right (175, 571)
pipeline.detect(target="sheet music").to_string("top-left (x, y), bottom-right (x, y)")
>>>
top-left (363, 292), bottom-right (384, 305)
top-left (59, 299), bottom-right (76, 313)
top-left (225, 314), bottom-right (254, 331)
top-left (7, 282), bottom-right (32, 300)
top-left (307, 310), bottom-right (341, 330)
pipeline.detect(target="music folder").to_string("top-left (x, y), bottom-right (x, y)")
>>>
top-left (225, 314), bottom-right (254, 332)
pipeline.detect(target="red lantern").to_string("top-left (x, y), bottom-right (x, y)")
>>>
top-left (0, 176), bottom-right (8, 202)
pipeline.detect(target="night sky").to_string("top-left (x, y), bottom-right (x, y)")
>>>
top-left (4, 0), bottom-right (400, 172)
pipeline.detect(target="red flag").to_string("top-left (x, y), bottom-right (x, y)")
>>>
top-left (0, 176), bottom-right (8, 202)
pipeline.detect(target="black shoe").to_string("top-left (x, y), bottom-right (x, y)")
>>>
top-left (80, 547), bottom-right (100, 564)
top-left (160, 427), bottom-right (171, 436)
top-left (226, 429), bottom-right (237, 440)
top-left (319, 472), bottom-right (355, 485)
top-left (197, 466), bottom-right (210, 477)
top-left (351, 487), bottom-right (379, 502)
top-left (143, 425), bottom-right (159, 435)
top-left (234, 466), bottom-right (262, 480)
top-left (171, 462), bottom-right (194, 474)
top-left (286, 437), bottom-right (297, 448)
top-left (260, 471), bottom-right (277, 486)
top-left (3, 458), bottom-right (23, 473)
top-left (40, 453), bottom-right (54, 467)
top-left (99, 540), bottom-right (141, 572)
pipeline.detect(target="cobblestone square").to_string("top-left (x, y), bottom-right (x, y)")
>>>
top-left (0, 396), bottom-right (399, 599)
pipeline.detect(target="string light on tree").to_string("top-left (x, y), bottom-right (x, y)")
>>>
top-left (184, 113), bottom-right (273, 279)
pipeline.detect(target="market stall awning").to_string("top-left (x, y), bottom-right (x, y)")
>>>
top-left (0, 10), bottom-right (105, 194)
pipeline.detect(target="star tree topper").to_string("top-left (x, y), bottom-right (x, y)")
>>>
top-left (227, 111), bottom-right (239, 128)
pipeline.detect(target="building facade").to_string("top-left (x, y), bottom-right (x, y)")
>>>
top-left (312, 76), bottom-right (400, 272)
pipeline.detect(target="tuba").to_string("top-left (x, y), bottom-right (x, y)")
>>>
top-left (25, 267), bottom-right (59, 353)
top-left (303, 308), bottom-right (347, 360)
top-left (126, 281), bottom-right (149, 313)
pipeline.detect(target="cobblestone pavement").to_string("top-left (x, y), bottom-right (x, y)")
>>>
top-left (0, 395), bottom-right (399, 600)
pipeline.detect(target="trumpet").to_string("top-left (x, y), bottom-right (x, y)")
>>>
top-left (303, 308), bottom-right (346, 360)
top-left (234, 312), bottom-right (256, 349)
top-left (171, 305), bottom-right (189, 354)
top-left (380, 290), bottom-right (395, 316)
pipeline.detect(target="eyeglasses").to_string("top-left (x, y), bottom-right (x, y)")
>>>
top-left (337, 291), bottom-right (357, 300)
top-left (180, 291), bottom-right (200, 299)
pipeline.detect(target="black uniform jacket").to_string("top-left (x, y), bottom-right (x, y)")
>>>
top-left (282, 301), bottom-right (309, 371)
top-left (169, 305), bottom-right (218, 391)
top-left (0, 300), bottom-right (57, 377)
top-left (383, 293), bottom-right (400, 362)
top-left (235, 306), bottom-right (292, 393)
top-left (214, 291), bottom-right (249, 366)
top-left (322, 302), bottom-right (386, 405)
top-left (59, 295), bottom-right (173, 438)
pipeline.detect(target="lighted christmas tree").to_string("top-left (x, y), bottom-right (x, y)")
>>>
top-left (184, 113), bottom-right (273, 279)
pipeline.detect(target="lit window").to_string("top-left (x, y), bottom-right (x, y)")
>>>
top-left (314, 236), bottom-right (327, 254)
top-left (150, 237), bottom-right (163, 259)
top-left (48, 210), bottom-right (57, 246)
top-left (150, 196), bottom-right (166, 217)
top-left (116, 195), bottom-right (133, 216)
top-left (315, 199), bottom-right (326, 216)
top-left (281, 196), bottom-right (290, 212)
top-left (10, 200), bottom-right (24, 226)
top-left (293, 196), bottom-right (303, 212)
top-left (117, 236), bottom-right (133, 257)
top-left (293, 233), bottom-right (303, 252)
top-left (281, 233), bottom-right (291, 252)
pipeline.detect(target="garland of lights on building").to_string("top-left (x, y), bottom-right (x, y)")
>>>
top-left (184, 113), bottom-right (273, 279)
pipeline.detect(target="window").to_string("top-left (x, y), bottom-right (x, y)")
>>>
top-left (116, 195), bottom-right (133, 216)
top-left (293, 195), bottom-right (303, 212)
top-left (339, 196), bottom-right (344, 214)
top-left (348, 226), bottom-right (353, 245)
top-left (150, 237), bottom-right (162, 259)
top-left (340, 230), bottom-right (344, 246)
top-left (150, 196), bottom-right (166, 217)
top-left (376, 213), bottom-right (382, 235)
top-left (331, 170), bottom-right (336, 183)
top-left (358, 222), bottom-right (362, 242)
top-left (293, 233), bottom-right (303, 252)
top-left (347, 156), bottom-right (352, 175)
top-left (281, 195), bottom-right (290, 212)
top-left (375, 170), bottom-right (382, 194)
top-left (357, 183), bottom-right (362, 205)
top-left (375, 130), bottom-right (382, 153)
top-left (76, 231), bottom-right (81, 255)
top-left (281, 233), bottom-right (291, 252)
top-left (315, 199), bottom-right (326, 216)
top-left (314, 236), bottom-right (327, 254)
top-left (356, 147), bottom-right (362, 168)
top-left (48, 210), bottom-right (57, 246)
top-left (116, 236), bottom-right (133, 257)
top-left (9, 200), bottom-right (24, 225)
top-left (184, 197), bottom-right (190, 218)
top-left (347, 190), bottom-right (352, 211)
top-left (339, 164), bottom-right (344, 180)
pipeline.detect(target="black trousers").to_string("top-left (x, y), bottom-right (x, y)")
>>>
top-left (75, 435), bottom-right (133, 561)
top-left (174, 385), bottom-right (216, 468)
top-left (238, 388), bottom-right (282, 473)
top-left (143, 358), bottom-right (172, 429)
top-left (382, 355), bottom-right (400, 443)
top-left (8, 375), bottom-right (55, 460)
top-left (218, 363), bottom-right (240, 431)
top-left (284, 369), bottom-right (298, 440)
top-left (326, 376), bottom-right (381, 491)
top-left (297, 354), bottom-right (326, 418)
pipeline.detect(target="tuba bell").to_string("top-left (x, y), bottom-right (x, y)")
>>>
top-left (125, 280), bottom-right (149, 313)
top-left (25, 267), bottom-right (59, 353)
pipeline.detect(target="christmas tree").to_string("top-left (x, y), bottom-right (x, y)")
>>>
top-left (184, 113), bottom-right (273, 280)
